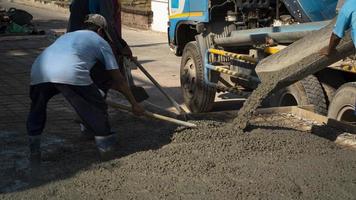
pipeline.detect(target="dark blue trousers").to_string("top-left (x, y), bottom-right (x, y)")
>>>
top-left (26, 83), bottom-right (112, 137)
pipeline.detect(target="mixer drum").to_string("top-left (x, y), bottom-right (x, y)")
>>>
top-left (282, 0), bottom-right (338, 22)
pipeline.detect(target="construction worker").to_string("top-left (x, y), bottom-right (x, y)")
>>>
top-left (67, 0), bottom-right (131, 57)
top-left (67, 0), bottom-right (136, 135)
top-left (96, 0), bottom-right (133, 56)
top-left (321, 0), bottom-right (356, 55)
top-left (27, 14), bottom-right (145, 164)
top-left (67, 0), bottom-right (88, 32)
top-left (320, 0), bottom-right (356, 115)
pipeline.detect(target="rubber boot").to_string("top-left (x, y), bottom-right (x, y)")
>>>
top-left (95, 133), bottom-right (117, 161)
top-left (29, 135), bottom-right (41, 166)
top-left (80, 123), bottom-right (95, 140)
top-left (28, 135), bottom-right (41, 183)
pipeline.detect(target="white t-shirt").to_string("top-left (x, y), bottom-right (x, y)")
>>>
top-left (31, 30), bottom-right (118, 86)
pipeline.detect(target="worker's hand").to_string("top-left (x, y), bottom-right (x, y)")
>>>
top-left (132, 104), bottom-right (145, 116)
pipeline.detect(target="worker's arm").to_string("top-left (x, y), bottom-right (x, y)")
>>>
top-left (119, 38), bottom-right (133, 58)
top-left (108, 69), bottom-right (145, 116)
top-left (97, 36), bottom-right (140, 114)
top-left (320, 5), bottom-right (351, 56)
top-left (105, 35), bottom-right (132, 58)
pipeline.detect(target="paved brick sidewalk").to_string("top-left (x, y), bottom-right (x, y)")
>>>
top-left (0, 36), bottom-right (87, 192)
top-left (0, 36), bottom-right (76, 130)
top-left (0, 35), bottom-right (169, 194)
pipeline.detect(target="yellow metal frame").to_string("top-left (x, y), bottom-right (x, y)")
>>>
top-left (264, 46), bottom-right (356, 74)
top-left (210, 47), bottom-right (356, 74)
top-left (264, 47), bottom-right (281, 54)
top-left (264, 45), bottom-right (287, 54)
top-left (330, 65), bottom-right (356, 74)
top-left (208, 49), bottom-right (258, 64)
top-left (214, 66), bottom-right (241, 77)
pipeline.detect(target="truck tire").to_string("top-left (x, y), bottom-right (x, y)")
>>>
top-left (321, 82), bottom-right (336, 106)
top-left (317, 69), bottom-right (345, 107)
top-left (268, 75), bottom-right (327, 115)
top-left (328, 82), bottom-right (356, 122)
top-left (180, 41), bottom-right (216, 113)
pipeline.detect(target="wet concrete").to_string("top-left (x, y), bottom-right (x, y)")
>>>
top-left (1, 111), bottom-right (356, 199)
top-left (234, 20), bottom-right (355, 130)
top-left (0, 2), bottom-right (355, 199)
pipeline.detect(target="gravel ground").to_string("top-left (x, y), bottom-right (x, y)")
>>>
top-left (1, 110), bottom-right (356, 200)
top-left (0, 7), bottom-right (355, 200)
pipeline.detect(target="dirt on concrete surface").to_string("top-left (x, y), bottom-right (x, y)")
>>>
top-left (1, 109), bottom-right (356, 199)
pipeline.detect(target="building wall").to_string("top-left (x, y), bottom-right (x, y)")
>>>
top-left (122, 6), bottom-right (153, 30)
top-left (151, 0), bottom-right (168, 32)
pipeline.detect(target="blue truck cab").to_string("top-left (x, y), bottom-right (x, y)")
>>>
top-left (168, 0), bottom-right (209, 55)
top-left (168, 0), bottom-right (356, 124)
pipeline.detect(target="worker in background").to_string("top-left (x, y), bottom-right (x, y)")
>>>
top-left (67, 0), bottom-right (134, 136)
top-left (97, 0), bottom-right (133, 57)
top-left (66, 0), bottom-right (88, 32)
top-left (320, 0), bottom-right (356, 55)
top-left (67, 0), bottom-right (132, 57)
top-left (27, 14), bottom-right (145, 164)
top-left (320, 0), bottom-right (356, 115)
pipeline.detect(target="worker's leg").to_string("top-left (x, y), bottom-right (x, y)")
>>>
top-left (27, 83), bottom-right (59, 164)
top-left (90, 62), bottom-right (113, 95)
top-left (66, 0), bottom-right (89, 32)
top-left (77, 62), bottom-right (113, 138)
top-left (54, 83), bottom-right (117, 159)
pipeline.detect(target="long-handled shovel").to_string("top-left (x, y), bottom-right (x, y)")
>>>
top-left (106, 100), bottom-right (196, 128)
top-left (128, 58), bottom-right (187, 115)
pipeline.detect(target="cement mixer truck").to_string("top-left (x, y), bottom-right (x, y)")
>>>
top-left (168, 0), bottom-right (356, 123)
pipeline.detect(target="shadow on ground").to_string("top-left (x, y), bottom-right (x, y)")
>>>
top-left (133, 69), bottom-right (245, 113)
top-left (0, 18), bottom-right (247, 194)
top-left (310, 124), bottom-right (346, 141)
top-left (0, 105), bottom-right (180, 193)
top-left (32, 19), bottom-right (68, 32)
top-left (0, 30), bottom-right (181, 194)
top-left (130, 42), bottom-right (167, 48)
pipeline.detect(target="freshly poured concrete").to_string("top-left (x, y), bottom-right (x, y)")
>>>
top-left (234, 20), bottom-right (355, 129)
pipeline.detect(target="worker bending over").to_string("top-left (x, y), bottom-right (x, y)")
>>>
top-left (27, 14), bottom-right (144, 163)
top-left (67, 0), bottom-right (135, 135)
top-left (321, 0), bottom-right (356, 55)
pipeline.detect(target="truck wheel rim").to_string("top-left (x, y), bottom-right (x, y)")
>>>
top-left (182, 57), bottom-right (197, 98)
top-left (337, 105), bottom-right (356, 123)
